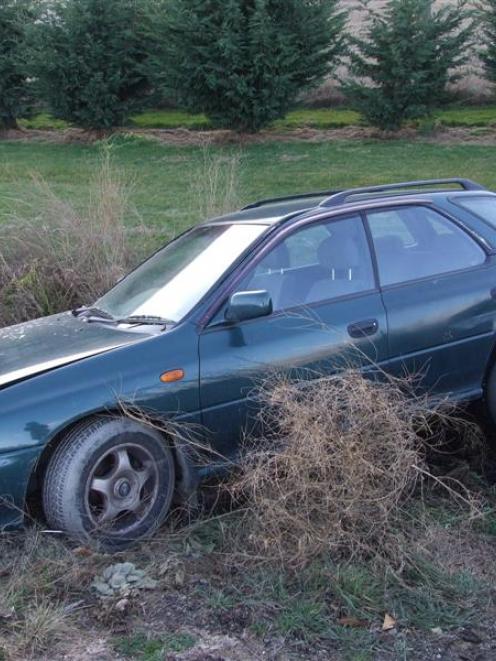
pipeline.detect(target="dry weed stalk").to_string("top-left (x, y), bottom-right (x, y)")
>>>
top-left (190, 144), bottom-right (242, 220)
top-left (232, 370), bottom-right (482, 570)
top-left (0, 147), bottom-right (144, 327)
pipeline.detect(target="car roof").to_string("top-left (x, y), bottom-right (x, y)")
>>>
top-left (205, 194), bottom-right (330, 226)
top-left (204, 178), bottom-right (495, 228)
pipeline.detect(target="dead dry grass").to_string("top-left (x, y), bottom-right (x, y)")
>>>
top-left (0, 144), bottom-right (246, 329)
top-left (0, 531), bottom-right (85, 659)
top-left (189, 145), bottom-right (242, 220)
top-left (231, 371), bottom-right (483, 570)
top-left (5, 125), bottom-right (496, 147)
top-left (0, 147), bottom-right (145, 327)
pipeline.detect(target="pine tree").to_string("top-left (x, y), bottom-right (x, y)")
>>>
top-left (32, 0), bottom-right (160, 131)
top-left (0, 0), bottom-right (36, 130)
top-left (343, 0), bottom-right (474, 131)
top-left (161, 0), bottom-right (346, 133)
top-left (481, 0), bottom-right (496, 84)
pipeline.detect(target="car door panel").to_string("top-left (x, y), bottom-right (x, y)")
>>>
top-left (381, 264), bottom-right (496, 396)
top-left (199, 208), bottom-right (392, 457)
top-left (366, 205), bottom-right (496, 396)
top-left (199, 293), bottom-right (388, 457)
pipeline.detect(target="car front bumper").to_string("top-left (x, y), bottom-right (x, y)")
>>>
top-left (0, 446), bottom-right (41, 530)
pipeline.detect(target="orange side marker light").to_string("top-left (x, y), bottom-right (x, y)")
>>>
top-left (160, 368), bottom-right (185, 384)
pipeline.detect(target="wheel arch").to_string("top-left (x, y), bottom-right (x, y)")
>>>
top-left (26, 409), bottom-right (200, 514)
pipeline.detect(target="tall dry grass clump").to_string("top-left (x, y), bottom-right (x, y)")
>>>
top-left (233, 371), bottom-right (480, 570)
top-left (0, 149), bottom-right (143, 327)
top-left (190, 145), bottom-right (242, 220)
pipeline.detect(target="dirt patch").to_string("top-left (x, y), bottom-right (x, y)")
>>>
top-left (417, 524), bottom-right (496, 582)
top-left (1, 495), bottom-right (496, 661)
top-left (3, 125), bottom-right (496, 146)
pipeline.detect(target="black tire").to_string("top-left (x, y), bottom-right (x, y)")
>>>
top-left (42, 416), bottom-right (175, 549)
top-left (486, 362), bottom-right (496, 426)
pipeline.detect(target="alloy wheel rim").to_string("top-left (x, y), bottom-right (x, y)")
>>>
top-left (84, 442), bottom-right (159, 534)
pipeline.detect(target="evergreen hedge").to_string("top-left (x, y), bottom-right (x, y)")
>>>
top-left (161, 0), bottom-right (346, 132)
top-left (342, 0), bottom-right (474, 131)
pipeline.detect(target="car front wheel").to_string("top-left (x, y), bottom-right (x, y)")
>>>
top-left (42, 416), bottom-right (175, 549)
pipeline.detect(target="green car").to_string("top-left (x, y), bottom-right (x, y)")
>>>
top-left (2, 177), bottom-right (496, 547)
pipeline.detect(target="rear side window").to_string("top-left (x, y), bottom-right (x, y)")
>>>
top-left (364, 209), bottom-right (416, 246)
top-left (456, 196), bottom-right (496, 226)
top-left (367, 206), bottom-right (486, 287)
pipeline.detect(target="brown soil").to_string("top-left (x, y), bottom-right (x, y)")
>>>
top-left (33, 528), bottom-right (496, 661)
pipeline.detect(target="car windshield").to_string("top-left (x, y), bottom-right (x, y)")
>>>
top-left (95, 223), bottom-right (267, 323)
top-left (456, 195), bottom-right (496, 226)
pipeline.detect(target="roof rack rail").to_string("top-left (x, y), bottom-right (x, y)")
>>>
top-left (320, 178), bottom-right (486, 208)
top-left (243, 190), bottom-right (341, 210)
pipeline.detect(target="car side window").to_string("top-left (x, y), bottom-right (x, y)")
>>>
top-left (455, 195), bottom-right (496, 226)
top-left (367, 206), bottom-right (486, 287)
top-left (237, 215), bottom-right (375, 312)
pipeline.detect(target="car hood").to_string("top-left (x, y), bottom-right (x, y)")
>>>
top-left (0, 312), bottom-right (153, 388)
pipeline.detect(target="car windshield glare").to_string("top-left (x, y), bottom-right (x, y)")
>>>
top-left (96, 223), bottom-right (267, 323)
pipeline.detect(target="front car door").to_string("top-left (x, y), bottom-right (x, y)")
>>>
top-left (198, 213), bottom-right (389, 459)
top-left (365, 203), bottom-right (496, 398)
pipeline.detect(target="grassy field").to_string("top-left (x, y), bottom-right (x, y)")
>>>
top-left (18, 105), bottom-right (496, 131)
top-left (2, 136), bottom-right (496, 659)
top-left (1, 137), bottom-right (496, 237)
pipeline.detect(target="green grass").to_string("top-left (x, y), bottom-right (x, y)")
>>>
top-left (271, 108), bottom-right (361, 129)
top-left (130, 105), bottom-right (495, 130)
top-left (194, 550), bottom-right (485, 659)
top-left (434, 105), bottom-right (496, 127)
top-left (113, 632), bottom-right (196, 659)
top-left (130, 109), bottom-right (211, 130)
top-left (1, 137), bottom-right (496, 239)
top-left (16, 105), bottom-right (496, 132)
top-left (16, 108), bottom-right (360, 131)
top-left (19, 113), bottom-right (70, 130)
top-left (130, 107), bottom-right (361, 130)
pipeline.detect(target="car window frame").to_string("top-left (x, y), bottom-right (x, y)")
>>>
top-left (364, 202), bottom-right (491, 291)
top-left (202, 212), bottom-right (380, 330)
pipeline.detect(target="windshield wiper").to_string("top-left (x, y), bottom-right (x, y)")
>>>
top-left (72, 306), bottom-right (115, 321)
top-left (74, 308), bottom-right (173, 327)
top-left (116, 315), bottom-right (174, 326)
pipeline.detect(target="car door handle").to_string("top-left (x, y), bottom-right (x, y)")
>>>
top-left (347, 319), bottom-right (379, 338)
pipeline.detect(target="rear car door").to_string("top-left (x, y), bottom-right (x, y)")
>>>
top-left (198, 213), bottom-right (389, 458)
top-left (365, 203), bottom-right (496, 398)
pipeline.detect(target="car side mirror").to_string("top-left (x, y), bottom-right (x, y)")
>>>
top-left (225, 290), bottom-right (273, 323)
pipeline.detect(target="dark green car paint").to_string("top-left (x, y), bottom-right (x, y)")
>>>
top-left (0, 323), bottom-right (202, 528)
top-left (3, 188), bottom-right (496, 531)
top-left (200, 289), bottom-right (389, 453)
top-left (0, 312), bottom-right (152, 385)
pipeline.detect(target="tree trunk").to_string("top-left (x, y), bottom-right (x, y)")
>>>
top-left (1, 115), bottom-right (19, 130)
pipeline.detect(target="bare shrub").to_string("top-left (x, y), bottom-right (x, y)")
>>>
top-left (0, 148), bottom-right (146, 327)
top-left (190, 145), bottom-right (242, 220)
top-left (232, 370), bottom-right (482, 570)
